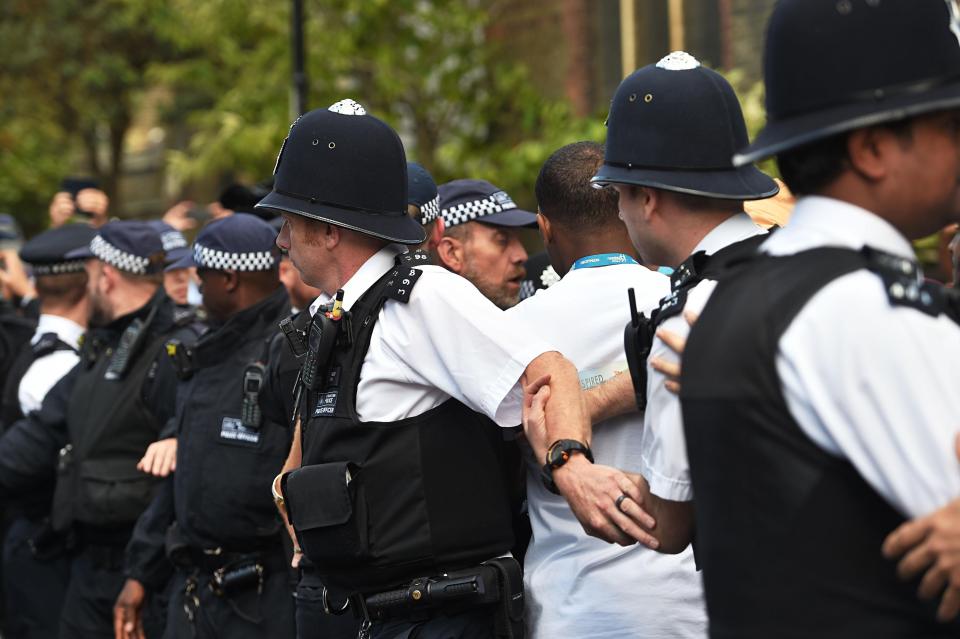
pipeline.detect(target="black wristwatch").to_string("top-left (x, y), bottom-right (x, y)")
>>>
top-left (540, 439), bottom-right (594, 495)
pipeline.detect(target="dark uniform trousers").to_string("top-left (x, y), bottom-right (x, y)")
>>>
top-left (2, 517), bottom-right (70, 639)
top-left (165, 567), bottom-right (295, 639)
top-left (293, 562), bottom-right (359, 639)
top-left (369, 609), bottom-right (495, 639)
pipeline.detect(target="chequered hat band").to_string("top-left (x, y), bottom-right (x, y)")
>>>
top-left (193, 242), bottom-right (276, 271)
top-left (420, 195), bottom-right (441, 224)
top-left (31, 261), bottom-right (87, 276)
top-left (90, 235), bottom-right (154, 275)
top-left (440, 193), bottom-right (517, 228)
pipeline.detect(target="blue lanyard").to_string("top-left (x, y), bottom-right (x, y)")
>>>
top-left (571, 253), bottom-right (639, 270)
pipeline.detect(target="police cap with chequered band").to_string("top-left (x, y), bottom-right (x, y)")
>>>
top-left (146, 220), bottom-right (191, 272)
top-left (592, 51), bottom-right (777, 200)
top-left (256, 99), bottom-right (426, 245)
top-left (737, 0), bottom-right (960, 166)
top-left (408, 162), bottom-right (440, 224)
top-left (437, 179), bottom-right (538, 230)
top-left (66, 220), bottom-right (166, 275)
top-left (19, 223), bottom-right (97, 276)
top-left (188, 213), bottom-right (278, 272)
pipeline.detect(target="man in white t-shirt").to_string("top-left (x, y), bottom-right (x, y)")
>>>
top-left (508, 141), bottom-right (706, 639)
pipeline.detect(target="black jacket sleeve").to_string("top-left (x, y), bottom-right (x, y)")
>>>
top-left (124, 474), bottom-right (175, 591)
top-left (0, 365), bottom-right (77, 494)
top-left (143, 325), bottom-right (198, 440)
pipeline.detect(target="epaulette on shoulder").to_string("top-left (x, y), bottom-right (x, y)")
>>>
top-left (384, 251), bottom-right (429, 303)
top-left (862, 247), bottom-right (945, 317)
top-left (32, 332), bottom-right (73, 357)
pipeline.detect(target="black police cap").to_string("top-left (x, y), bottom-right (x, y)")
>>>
top-left (20, 223), bottom-right (97, 276)
top-left (407, 162), bottom-right (440, 224)
top-left (66, 220), bottom-right (166, 275)
top-left (593, 52), bottom-right (777, 200)
top-left (737, 0), bottom-right (960, 166)
top-left (256, 99), bottom-right (426, 245)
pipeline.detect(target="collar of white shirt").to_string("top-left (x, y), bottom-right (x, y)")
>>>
top-left (762, 195), bottom-right (915, 260)
top-left (308, 243), bottom-right (407, 317)
top-left (32, 314), bottom-right (85, 350)
top-left (691, 211), bottom-right (765, 256)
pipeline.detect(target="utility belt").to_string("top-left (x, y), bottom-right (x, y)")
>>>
top-left (333, 557), bottom-right (524, 639)
top-left (168, 537), bottom-right (287, 598)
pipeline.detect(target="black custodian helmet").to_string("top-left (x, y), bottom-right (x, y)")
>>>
top-left (256, 99), bottom-right (426, 245)
top-left (736, 0), bottom-right (960, 166)
top-left (592, 51), bottom-right (778, 200)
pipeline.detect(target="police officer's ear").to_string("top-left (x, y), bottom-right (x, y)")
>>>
top-left (222, 269), bottom-right (240, 293)
top-left (536, 210), bottom-right (553, 246)
top-left (435, 232), bottom-right (466, 274)
top-left (845, 126), bottom-right (905, 184)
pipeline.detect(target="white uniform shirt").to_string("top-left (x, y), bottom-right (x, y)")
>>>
top-left (764, 196), bottom-right (960, 518)
top-left (18, 314), bottom-right (84, 415)
top-left (640, 213), bottom-right (765, 500)
top-left (309, 245), bottom-right (550, 425)
top-left (506, 260), bottom-right (707, 639)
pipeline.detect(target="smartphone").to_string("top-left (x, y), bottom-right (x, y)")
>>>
top-left (60, 177), bottom-right (100, 218)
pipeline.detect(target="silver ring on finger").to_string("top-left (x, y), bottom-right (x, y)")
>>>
top-left (615, 493), bottom-right (629, 513)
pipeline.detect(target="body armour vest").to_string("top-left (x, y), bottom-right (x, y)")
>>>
top-left (282, 253), bottom-right (516, 594)
top-left (0, 332), bottom-right (74, 428)
top-left (626, 233), bottom-right (767, 411)
top-left (680, 246), bottom-right (960, 638)
top-left (1, 333), bottom-right (75, 519)
top-left (52, 303), bottom-right (172, 533)
top-left (171, 287), bottom-right (292, 551)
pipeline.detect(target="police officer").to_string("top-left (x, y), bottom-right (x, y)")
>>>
top-left (586, 51), bottom-right (779, 551)
top-left (146, 221), bottom-right (195, 318)
top-left (0, 220), bottom-right (196, 638)
top-left (406, 162), bottom-right (443, 254)
top-left (259, 98), bottom-right (646, 639)
top-left (114, 214), bottom-right (295, 639)
top-left (678, 1), bottom-right (960, 635)
top-left (0, 214), bottom-right (38, 393)
top-left (433, 179), bottom-right (535, 310)
top-left (507, 141), bottom-right (705, 639)
top-left (0, 223), bottom-right (95, 639)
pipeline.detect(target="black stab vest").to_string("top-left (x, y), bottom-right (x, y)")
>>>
top-left (0, 331), bottom-right (74, 427)
top-left (172, 288), bottom-right (292, 551)
top-left (626, 233), bottom-right (768, 411)
top-left (284, 254), bottom-right (515, 593)
top-left (1, 332), bottom-right (75, 519)
top-left (52, 311), bottom-right (171, 532)
top-left (680, 246), bottom-right (960, 639)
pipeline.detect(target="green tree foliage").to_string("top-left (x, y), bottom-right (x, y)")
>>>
top-left (160, 0), bottom-right (608, 211)
top-left (1, 0), bottom-right (778, 237)
top-left (0, 0), bottom-right (182, 234)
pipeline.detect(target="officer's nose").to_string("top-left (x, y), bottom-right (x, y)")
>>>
top-left (508, 235), bottom-right (528, 264)
top-left (276, 219), bottom-right (291, 251)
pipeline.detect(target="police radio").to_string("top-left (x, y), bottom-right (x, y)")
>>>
top-left (301, 313), bottom-right (338, 390)
top-left (623, 288), bottom-right (654, 411)
top-left (104, 306), bottom-right (157, 381)
top-left (240, 363), bottom-right (265, 429)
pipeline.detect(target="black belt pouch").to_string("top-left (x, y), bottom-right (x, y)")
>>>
top-left (281, 462), bottom-right (368, 570)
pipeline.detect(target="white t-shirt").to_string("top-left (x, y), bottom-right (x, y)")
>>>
top-left (506, 259), bottom-right (707, 639)
top-left (309, 245), bottom-right (550, 425)
top-left (18, 314), bottom-right (84, 415)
